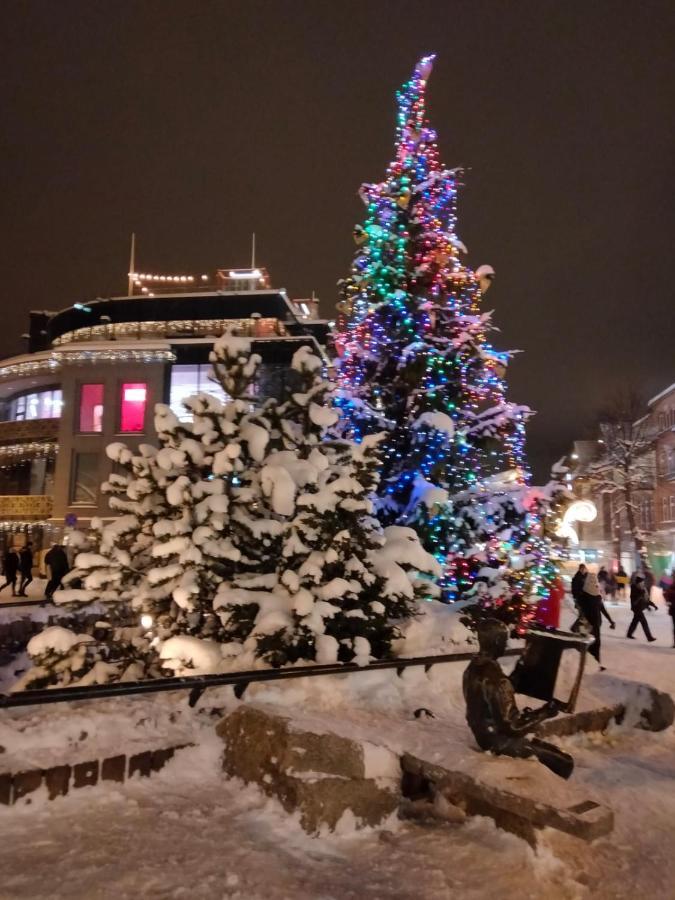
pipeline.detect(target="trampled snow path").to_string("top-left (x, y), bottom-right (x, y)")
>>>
top-left (0, 739), bottom-right (579, 900)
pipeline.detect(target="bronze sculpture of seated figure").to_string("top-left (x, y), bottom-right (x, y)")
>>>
top-left (463, 620), bottom-right (574, 780)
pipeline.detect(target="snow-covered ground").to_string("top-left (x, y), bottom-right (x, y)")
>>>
top-left (0, 598), bottom-right (673, 899)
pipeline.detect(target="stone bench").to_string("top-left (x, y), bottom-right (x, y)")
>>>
top-left (401, 751), bottom-right (613, 846)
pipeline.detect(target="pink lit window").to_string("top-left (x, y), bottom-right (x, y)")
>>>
top-left (79, 384), bottom-right (104, 433)
top-left (120, 383), bottom-right (147, 433)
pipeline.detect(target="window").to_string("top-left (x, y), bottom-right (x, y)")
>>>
top-left (119, 383), bottom-right (147, 433)
top-left (670, 496), bottom-right (675, 522)
top-left (8, 388), bottom-right (62, 422)
top-left (169, 365), bottom-right (229, 421)
top-left (71, 452), bottom-right (99, 505)
top-left (668, 449), bottom-right (675, 478)
top-left (79, 384), bottom-right (104, 432)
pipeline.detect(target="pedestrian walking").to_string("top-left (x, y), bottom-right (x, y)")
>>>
top-left (579, 572), bottom-right (615, 669)
top-left (663, 572), bottom-right (675, 649)
top-left (616, 565), bottom-right (629, 600)
top-left (627, 576), bottom-right (657, 642)
top-left (18, 542), bottom-right (34, 597)
top-left (44, 543), bottom-right (70, 600)
top-left (597, 566), bottom-right (610, 596)
top-left (570, 563), bottom-right (587, 632)
top-left (0, 547), bottom-right (19, 596)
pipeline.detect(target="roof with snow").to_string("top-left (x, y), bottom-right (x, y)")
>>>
top-left (648, 382), bottom-right (675, 406)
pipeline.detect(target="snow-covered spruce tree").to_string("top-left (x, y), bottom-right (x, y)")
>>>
top-left (212, 345), bottom-right (442, 667)
top-left (336, 54), bottom-right (558, 624)
top-left (18, 334), bottom-right (439, 688)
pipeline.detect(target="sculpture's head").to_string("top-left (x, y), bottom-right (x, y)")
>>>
top-left (476, 619), bottom-right (509, 659)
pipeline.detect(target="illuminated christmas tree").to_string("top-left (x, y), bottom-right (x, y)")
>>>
top-left (337, 55), bottom-right (557, 623)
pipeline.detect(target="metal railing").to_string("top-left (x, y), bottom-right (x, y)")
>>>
top-left (0, 648), bottom-right (522, 709)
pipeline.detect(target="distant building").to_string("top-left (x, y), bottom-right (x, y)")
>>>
top-left (0, 266), bottom-right (329, 551)
top-left (649, 382), bottom-right (675, 572)
top-left (563, 381), bottom-right (675, 575)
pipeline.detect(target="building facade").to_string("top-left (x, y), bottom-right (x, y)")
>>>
top-left (0, 267), bottom-right (329, 554)
top-left (564, 382), bottom-right (675, 576)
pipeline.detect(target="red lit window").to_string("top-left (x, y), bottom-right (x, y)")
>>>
top-left (79, 384), bottom-right (104, 433)
top-left (120, 383), bottom-right (147, 433)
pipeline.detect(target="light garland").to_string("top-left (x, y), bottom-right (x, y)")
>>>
top-left (0, 442), bottom-right (57, 466)
top-left (0, 347), bottom-right (176, 382)
top-left (336, 54), bottom-right (558, 615)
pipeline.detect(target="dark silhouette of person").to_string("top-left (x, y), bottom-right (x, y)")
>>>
top-left (570, 563), bottom-right (587, 633)
top-left (18, 543), bottom-right (34, 597)
top-left (627, 576), bottom-right (656, 642)
top-left (44, 543), bottom-right (70, 600)
top-left (664, 571), bottom-right (675, 649)
top-left (463, 619), bottom-right (574, 780)
top-left (0, 547), bottom-right (19, 596)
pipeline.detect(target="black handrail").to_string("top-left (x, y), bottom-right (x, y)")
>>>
top-left (0, 647), bottom-right (522, 709)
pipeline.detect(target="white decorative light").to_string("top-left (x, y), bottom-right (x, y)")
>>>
top-left (556, 499), bottom-right (597, 545)
top-left (228, 269), bottom-right (262, 279)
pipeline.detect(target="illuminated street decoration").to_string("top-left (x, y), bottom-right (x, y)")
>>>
top-left (556, 499), bottom-right (597, 545)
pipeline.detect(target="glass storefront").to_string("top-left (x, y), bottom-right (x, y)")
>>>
top-left (169, 365), bottom-right (229, 421)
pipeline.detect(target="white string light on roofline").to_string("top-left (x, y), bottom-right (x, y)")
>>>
top-left (129, 272), bottom-right (209, 285)
top-left (0, 348), bottom-right (176, 381)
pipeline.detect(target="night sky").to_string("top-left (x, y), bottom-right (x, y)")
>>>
top-left (2, 1), bottom-right (674, 478)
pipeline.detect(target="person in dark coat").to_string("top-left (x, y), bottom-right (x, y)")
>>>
top-left (44, 543), bottom-right (70, 601)
top-left (570, 563), bottom-right (587, 632)
top-left (663, 572), bottom-right (675, 649)
top-left (18, 543), bottom-right (34, 597)
top-left (627, 576), bottom-right (656, 642)
top-left (0, 547), bottom-right (19, 596)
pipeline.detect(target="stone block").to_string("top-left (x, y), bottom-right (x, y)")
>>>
top-left (0, 772), bottom-right (12, 805)
top-left (217, 706), bottom-right (398, 834)
top-left (151, 747), bottom-right (175, 772)
top-left (218, 706), bottom-right (367, 782)
top-left (537, 705), bottom-right (624, 738)
top-left (12, 769), bottom-right (42, 803)
top-left (401, 753), bottom-right (613, 843)
top-left (44, 765), bottom-right (71, 800)
top-left (128, 750), bottom-right (152, 779)
top-left (101, 755), bottom-right (127, 783)
top-left (73, 760), bottom-right (99, 789)
top-left (279, 773), bottom-right (398, 835)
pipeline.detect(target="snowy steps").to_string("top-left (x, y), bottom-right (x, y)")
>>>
top-left (0, 740), bottom-right (192, 807)
top-left (216, 703), bottom-right (614, 842)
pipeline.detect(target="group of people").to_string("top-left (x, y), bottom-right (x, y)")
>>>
top-left (571, 562), bottom-right (675, 666)
top-left (0, 542), bottom-right (70, 601)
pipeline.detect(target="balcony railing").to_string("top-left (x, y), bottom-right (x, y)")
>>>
top-left (0, 495), bottom-right (53, 519)
top-left (0, 418), bottom-right (60, 445)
